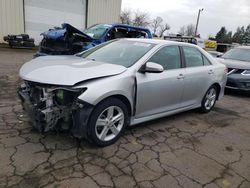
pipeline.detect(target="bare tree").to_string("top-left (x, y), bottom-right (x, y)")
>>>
top-left (186, 24), bottom-right (195, 36)
top-left (178, 24), bottom-right (195, 36)
top-left (151, 16), bottom-right (163, 36)
top-left (158, 23), bottom-right (170, 37)
top-left (120, 10), bottom-right (132, 25)
top-left (133, 10), bottom-right (150, 27)
top-left (178, 26), bottom-right (186, 35)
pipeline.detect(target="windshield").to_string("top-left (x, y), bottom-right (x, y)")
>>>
top-left (79, 40), bottom-right (155, 68)
top-left (222, 48), bottom-right (250, 62)
top-left (84, 24), bottom-right (111, 39)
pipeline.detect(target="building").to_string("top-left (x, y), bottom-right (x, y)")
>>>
top-left (0, 0), bottom-right (122, 44)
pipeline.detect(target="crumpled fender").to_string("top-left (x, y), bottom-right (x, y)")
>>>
top-left (40, 23), bottom-right (94, 42)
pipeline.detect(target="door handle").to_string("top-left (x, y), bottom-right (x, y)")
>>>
top-left (208, 70), bottom-right (214, 74)
top-left (177, 74), bottom-right (185, 79)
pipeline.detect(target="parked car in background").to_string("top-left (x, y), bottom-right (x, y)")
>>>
top-left (216, 43), bottom-right (235, 53)
top-left (207, 51), bottom-right (223, 58)
top-left (35, 23), bottom-right (152, 57)
top-left (164, 35), bottom-right (198, 45)
top-left (164, 35), bottom-right (208, 49)
top-left (218, 46), bottom-right (250, 91)
top-left (19, 39), bottom-right (227, 146)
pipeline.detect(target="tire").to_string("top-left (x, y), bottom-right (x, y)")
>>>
top-left (3, 36), bottom-right (8, 41)
top-left (23, 41), bottom-right (35, 47)
top-left (9, 40), bottom-right (21, 47)
top-left (87, 98), bottom-right (129, 146)
top-left (24, 38), bottom-right (34, 42)
top-left (21, 34), bottom-right (29, 40)
top-left (200, 85), bottom-right (218, 113)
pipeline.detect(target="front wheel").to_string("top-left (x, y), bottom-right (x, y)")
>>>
top-left (200, 86), bottom-right (218, 113)
top-left (87, 98), bottom-right (129, 146)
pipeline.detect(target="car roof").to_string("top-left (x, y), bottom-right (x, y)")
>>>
top-left (93, 23), bottom-right (151, 32)
top-left (121, 38), bottom-right (198, 47)
top-left (110, 23), bottom-right (151, 31)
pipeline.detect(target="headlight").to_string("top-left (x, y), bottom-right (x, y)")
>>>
top-left (54, 88), bottom-right (86, 105)
top-left (242, 70), bottom-right (250, 76)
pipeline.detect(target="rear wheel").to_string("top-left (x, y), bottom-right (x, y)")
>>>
top-left (87, 98), bottom-right (128, 146)
top-left (200, 86), bottom-right (218, 113)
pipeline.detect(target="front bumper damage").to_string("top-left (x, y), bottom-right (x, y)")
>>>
top-left (18, 82), bottom-right (94, 139)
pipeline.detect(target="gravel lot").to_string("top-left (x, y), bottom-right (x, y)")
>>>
top-left (0, 48), bottom-right (250, 188)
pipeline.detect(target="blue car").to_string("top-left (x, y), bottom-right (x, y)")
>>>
top-left (35, 23), bottom-right (152, 57)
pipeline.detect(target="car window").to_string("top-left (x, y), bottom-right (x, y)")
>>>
top-left (148, 46), bottom-right (181, 70)
top-left (183, 46), bottom-right (204, 67)
top-left (203, 55), bottom-right (211, 65)
top-left (80, 40), bottom-right (155, 68)
top-left (222, 48), bottom-right (250, 62)
top-left (84, 24), bottom-right (111, 39)
top-left (107, 27), bottom-right (147, 41)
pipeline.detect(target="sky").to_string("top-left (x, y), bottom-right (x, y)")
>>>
top-left (122, 0), bottom-right (250, 38)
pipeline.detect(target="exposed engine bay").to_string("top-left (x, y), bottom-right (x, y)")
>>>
top-left (18, 81), bottom-right (88, 133)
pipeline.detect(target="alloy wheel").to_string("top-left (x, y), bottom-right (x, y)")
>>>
top-left (204, 88), bottom-right (217, 110)
top-left (95, 106), bottom-right (125, 141)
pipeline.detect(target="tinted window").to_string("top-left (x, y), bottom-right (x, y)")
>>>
top-left (222, 48), bottom-right (250, 62)
top-left (80, 40), bottom-right (155, 68)
top-left (203, 56), bottom-right (211, 65)
top-left (183, 47), bottom-right (203, 67)
top-left (148, 46), bottom-right (181, 70)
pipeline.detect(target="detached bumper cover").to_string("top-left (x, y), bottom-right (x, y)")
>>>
top-left (71, 101), bottom-right (94, 139)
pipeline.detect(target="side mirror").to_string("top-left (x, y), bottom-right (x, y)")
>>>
top-left (141, 62), bottom-right (164, 73)
top-left (216, 53), bottom-right (223, 57)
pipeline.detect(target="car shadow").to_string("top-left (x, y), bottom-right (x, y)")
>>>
top-left (225, 88), bottom-right (250, 98)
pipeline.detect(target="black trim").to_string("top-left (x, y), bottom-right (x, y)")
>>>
top-left (85, 0), bottom-right (89, 28)
top-left (179, 46), bottom-right (186, 68)
top-left (133, 77), bottom-right (137, 116)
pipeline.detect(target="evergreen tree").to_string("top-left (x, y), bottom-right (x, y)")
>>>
top-left (215, 27), bottom-right (228, 43)
top-left (243, 24), bottom-right (250, 44)
top-left (232, 26), bottom-right (245, 44)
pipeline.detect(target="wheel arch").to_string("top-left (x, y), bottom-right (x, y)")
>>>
top-left (211, 83), bottom-right (221, 100)
top-left (96, 94), bottom-right (133, 117)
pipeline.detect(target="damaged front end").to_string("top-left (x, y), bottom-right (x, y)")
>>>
top-left (36, 23), bottom-right (95, 57)
top-left (18, 81), bottom-right (92, 137)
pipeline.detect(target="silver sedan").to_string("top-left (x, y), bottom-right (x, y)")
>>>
top-left (18, 39), bottom-right (227, 146)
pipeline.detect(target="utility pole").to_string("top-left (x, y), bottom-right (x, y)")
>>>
top-left (195, 8), bottom-right (204, 37)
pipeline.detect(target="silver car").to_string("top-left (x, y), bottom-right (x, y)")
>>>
top-left (218, 46), bottom-right (250, 91)
top-left (18, 39), bottom-right (227, 146)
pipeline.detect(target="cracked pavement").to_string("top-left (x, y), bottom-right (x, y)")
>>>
top-left (0, 48), bottom-right (250, 188)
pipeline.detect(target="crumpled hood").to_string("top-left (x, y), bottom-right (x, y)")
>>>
top-left (218, 58), bottom-right (250, 69)
top-left (41, 23), bottom-right (94, 42)
top-left (19, 55), bottom-right (127, 86)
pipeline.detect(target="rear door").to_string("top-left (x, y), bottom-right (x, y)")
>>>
top-left (135, 45), bottom-right (185, 118)
top-left (181, 46), bottom-right (214, 107)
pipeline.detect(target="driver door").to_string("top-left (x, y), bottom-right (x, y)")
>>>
top-left (135, 45), bottom-right (185, 118)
